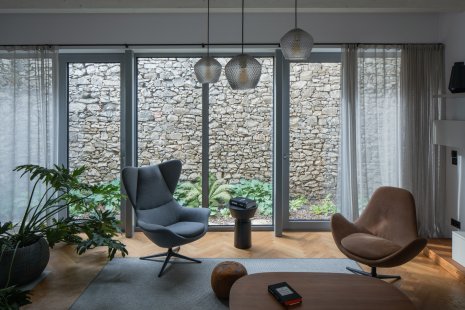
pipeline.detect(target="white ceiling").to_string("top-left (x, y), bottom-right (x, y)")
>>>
top-left (1, 0), bottom-right (464, 13)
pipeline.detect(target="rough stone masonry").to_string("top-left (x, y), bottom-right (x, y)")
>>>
top-left (68, 58), bottom-right (341, 201)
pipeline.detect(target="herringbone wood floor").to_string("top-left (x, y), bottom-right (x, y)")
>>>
top-left (25, 232), bottom-right (465, 310)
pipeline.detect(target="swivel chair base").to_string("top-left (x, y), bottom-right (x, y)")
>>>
top-left (140, 247), bottom-right (201, 277)
top-left (347, 266), bottom-right (401, 280)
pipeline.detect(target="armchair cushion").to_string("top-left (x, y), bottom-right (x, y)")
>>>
top-left (341, 233), bottom-right (401, 260)
top-left (166, 221), bottom-right (206, 238)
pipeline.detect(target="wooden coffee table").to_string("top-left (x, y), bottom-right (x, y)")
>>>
top-left (229, 272), bottom-right (415, 310)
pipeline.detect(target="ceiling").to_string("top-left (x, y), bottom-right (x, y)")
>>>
top-left (1, 0), bottom-right (464, 13)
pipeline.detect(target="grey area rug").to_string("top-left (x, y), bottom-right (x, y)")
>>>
top-left (71, 257), bottom-right (360, 310)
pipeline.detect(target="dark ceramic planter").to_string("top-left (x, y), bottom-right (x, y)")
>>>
top-left (0, 237), bottom-right (50, 287)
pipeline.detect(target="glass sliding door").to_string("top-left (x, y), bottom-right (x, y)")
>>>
top-left (62, 55), bottom-right (124, 218)
top-left (283, 50), bottom-right (342, 229)
top-left (209, 57), bottom-right (274, 226)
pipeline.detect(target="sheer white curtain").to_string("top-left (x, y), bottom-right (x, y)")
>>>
top-left (400, 44), bottom-right (446, 237)
top-left (338, 45), bottom-right (402, 219)
top-left (338, 44), bottom-right (446, 237)
top-left (0, 47), bottom-right (57, 223)
top-left (356, 46), bottom-right (402, 210)
top-left (337, 44), bottom-right (359, 221)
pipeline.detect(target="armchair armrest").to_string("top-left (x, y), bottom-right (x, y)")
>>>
top-left (179, 207), bottom-right (210, 224)
top-left (331, 213), bottom-right (360, 244)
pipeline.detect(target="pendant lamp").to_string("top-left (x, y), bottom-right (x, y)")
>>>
top-left (280, 0), bottom-right (314, 61)
top-left (225, 0), bottom-right (262, 90)
top-left (194, 0), bottom-right (221, 84)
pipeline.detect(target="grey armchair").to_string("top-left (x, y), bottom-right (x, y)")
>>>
top-left (121, 160), bottom-right (210, 277)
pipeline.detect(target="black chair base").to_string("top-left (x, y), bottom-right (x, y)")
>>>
top-left (140, 247), bottom-right (201, 277)
top-left (346, 266), bottom-right (401, 280)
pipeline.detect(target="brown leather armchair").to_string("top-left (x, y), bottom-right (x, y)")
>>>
top-left (331, 186), bottom-right (427, 280)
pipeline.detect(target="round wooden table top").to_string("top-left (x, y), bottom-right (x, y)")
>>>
top-left (229, 272), bottom-right (415, 310)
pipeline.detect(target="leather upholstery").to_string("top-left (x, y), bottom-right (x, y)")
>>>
top-left (122, 160), bottom-right (210, 249)
top-left (331, 186), bottom-right (427, 268)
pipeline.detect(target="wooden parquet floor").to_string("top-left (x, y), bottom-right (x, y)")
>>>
top-left (24, 232), bottom-right (465, 310)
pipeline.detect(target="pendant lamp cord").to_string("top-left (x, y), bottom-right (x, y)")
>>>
top-left (295, 0), bottom-right (298, 28)
top-left (207, 0), bottom-right (210, 57)
top-left (242, 0), bottom-right (244, 54)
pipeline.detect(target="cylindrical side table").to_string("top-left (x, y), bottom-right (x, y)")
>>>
top-left (229, 205), bottom-right (258, 249)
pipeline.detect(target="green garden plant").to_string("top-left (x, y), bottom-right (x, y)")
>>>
top-left (231, 179), bottom-right (273, 216)
top-left (0, 165), bottom-right (127, 258)
top-left (0, 285), bottom-right (31, 310)
top-left (310, 194), bottom-right (337, 216)
top-left (0, 164), bottom-right (128, 308)
top-left (289, 196), bottom-right (309, 211)
top-left (174, 174), bottom-right (231, 216)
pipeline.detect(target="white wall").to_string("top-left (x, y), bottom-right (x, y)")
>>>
top-left (0, 13), bottom-right (441, 45)
top-left (440, 12), bottom-right (465, 236)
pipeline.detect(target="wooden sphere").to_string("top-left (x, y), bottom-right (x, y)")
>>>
top-left (211, 261), bottom-right (248, 299)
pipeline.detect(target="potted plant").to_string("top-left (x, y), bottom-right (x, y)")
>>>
top-left (0, 164), bottom-right (128, 308)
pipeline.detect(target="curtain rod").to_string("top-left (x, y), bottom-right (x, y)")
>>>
top-left (0, 43), bottom-right (281, 48)
top-left (0, 42), bottom-right (443, 48)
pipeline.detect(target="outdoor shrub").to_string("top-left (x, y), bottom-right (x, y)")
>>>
top-left (289, 196), bottom-right (308, 211)
top-left (230, 179), bottom-right (273, 216)
top-left (174, 174), bottom-right (231, 216)
top-left (311, 194), bottom-right (337, 216)
top-left (219, 208), bottom-right (231, 217)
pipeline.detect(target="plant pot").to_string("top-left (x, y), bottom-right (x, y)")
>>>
top-left (0, 237), bottom-right (50, 288)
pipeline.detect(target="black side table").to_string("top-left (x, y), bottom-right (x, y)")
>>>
top-left (229, 205), bottom-right (258, 249)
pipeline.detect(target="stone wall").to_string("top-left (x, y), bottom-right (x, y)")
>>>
top-left (68, 58), bottom-right (341, 201)
top-left (289, 63), bottom-right (341, 200)
top-left (68, 63), bottom-right (121, 184)
top-left (208, 58), bottom-right (274, 184)
top-left (137, 58), bottom-right (203, 181)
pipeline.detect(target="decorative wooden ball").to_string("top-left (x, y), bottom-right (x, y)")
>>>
top-left (211, 261), bottom-right (248, 299)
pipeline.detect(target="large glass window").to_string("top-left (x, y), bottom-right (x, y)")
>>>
top-left (288, 61), bottom-right (341, 221)
top-left (62, 51), bottom-right (344, 230)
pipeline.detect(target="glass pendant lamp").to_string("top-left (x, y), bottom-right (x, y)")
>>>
top-left (194, 0), bottom-right (222, 84)
top-left (224, 0), bottom-right (262, 90)
top-left (280, 0), bottom-right (314, 61)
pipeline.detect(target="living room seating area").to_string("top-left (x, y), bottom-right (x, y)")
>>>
top-left (1, 1), bottom-right (465, 309)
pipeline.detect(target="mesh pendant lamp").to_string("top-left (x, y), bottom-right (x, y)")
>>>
top-left (225, 0), bottom-right (262, 90)
top-left (194, 0), bottom-right (221, 84)
top-left (280, 0), bottom-right (314, 61)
